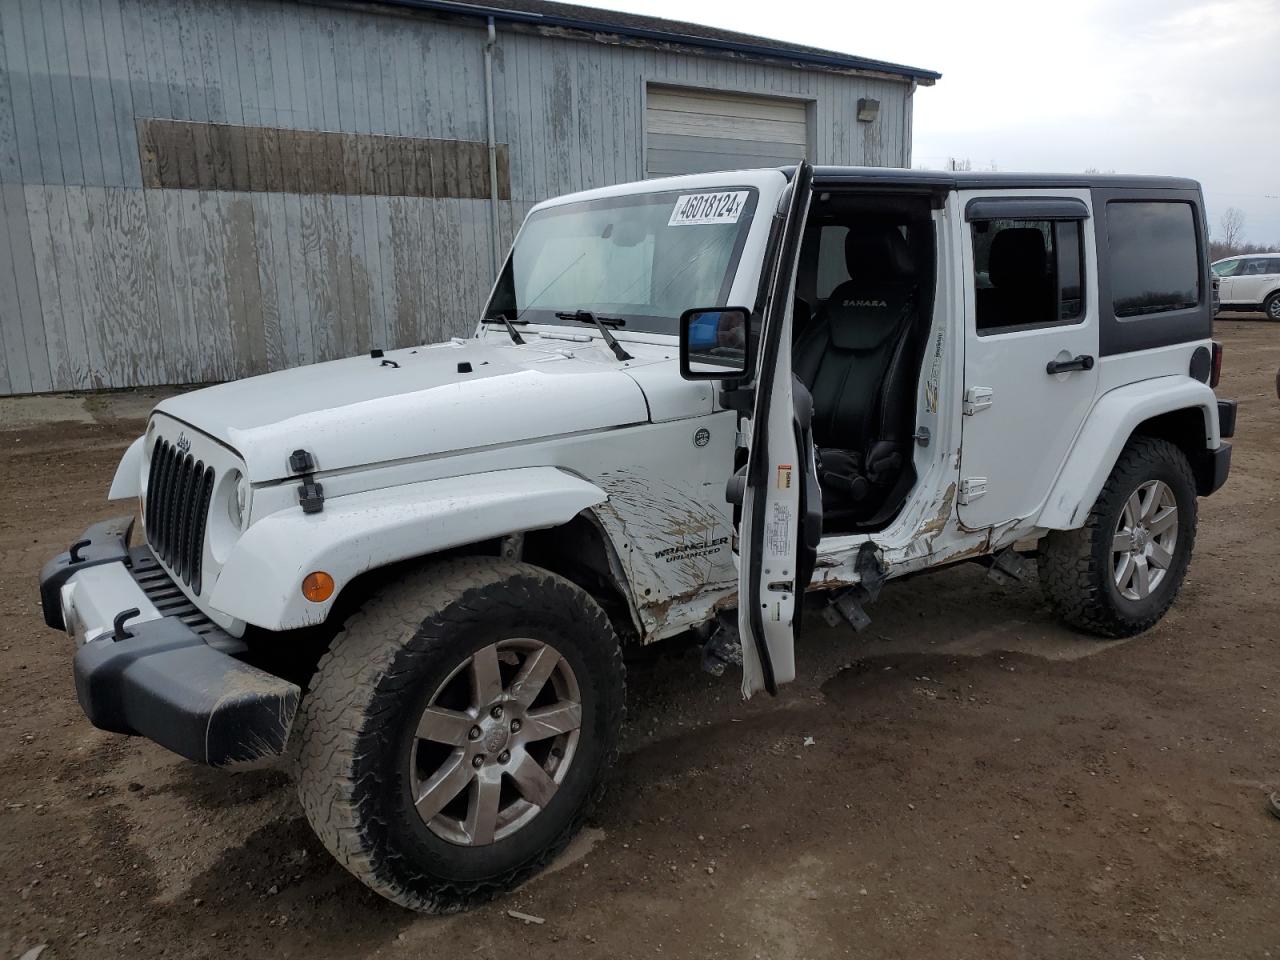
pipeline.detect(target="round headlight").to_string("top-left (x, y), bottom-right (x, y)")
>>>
top-left (227, 471), bottom-right (250, 530)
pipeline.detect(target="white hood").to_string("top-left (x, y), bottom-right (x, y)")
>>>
top-left (155, 336), bottom-right (665, 482)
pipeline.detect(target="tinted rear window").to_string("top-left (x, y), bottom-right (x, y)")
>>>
top-left (1107, 201), bottom-right (1200, 317)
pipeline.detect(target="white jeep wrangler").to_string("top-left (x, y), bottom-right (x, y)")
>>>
top-left (42, 162), bottom-right (1235, 911)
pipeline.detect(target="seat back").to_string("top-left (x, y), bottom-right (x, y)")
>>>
top-left (794, 223), bottom-right (918, 452)
top-left (976, 226), bottom-right (1053, 331)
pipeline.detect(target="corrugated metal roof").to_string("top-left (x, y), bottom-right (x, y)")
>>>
top-left (352, 0), bottom-right (941, 83)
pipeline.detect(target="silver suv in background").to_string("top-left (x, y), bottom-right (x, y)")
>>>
top-left (1212, 254), bottom-right (1280, 319)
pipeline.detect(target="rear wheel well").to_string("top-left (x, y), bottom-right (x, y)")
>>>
top-left (1130, 406), bottom-right (1217, 495)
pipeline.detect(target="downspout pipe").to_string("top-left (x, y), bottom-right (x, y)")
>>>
top-left (903, 80), bottom-right (917, 168)
top-left (483, 17), bottom-right (501, 278)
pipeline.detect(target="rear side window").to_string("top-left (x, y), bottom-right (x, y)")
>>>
top-left (1107, 202), bottom-right (1200, 317)
top-left (1241, 258), bottom-right (1278, 276)
top-left (971, 219), bottom-right (1085, 334)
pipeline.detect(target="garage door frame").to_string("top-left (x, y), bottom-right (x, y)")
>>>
top-left (641, 81), bottom-right (816, 179)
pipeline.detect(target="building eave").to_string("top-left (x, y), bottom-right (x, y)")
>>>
top-left (334, 0), bottom-right (942, 84)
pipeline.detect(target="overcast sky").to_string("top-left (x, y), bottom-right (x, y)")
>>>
top-left (587, 0), bottom-right (1280, 245)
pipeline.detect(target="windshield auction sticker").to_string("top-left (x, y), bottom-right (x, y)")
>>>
top-left (668, 191), bottom-right (749, 226)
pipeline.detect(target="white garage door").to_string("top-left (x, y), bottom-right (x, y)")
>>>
top-left (645, 86), bottom-right (810, 178)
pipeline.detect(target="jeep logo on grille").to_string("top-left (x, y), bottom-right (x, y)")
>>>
top-left (175, 432), bottom-right (191, 454)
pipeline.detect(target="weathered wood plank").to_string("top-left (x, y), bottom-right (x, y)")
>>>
top-left (194, 192), bottom-right (235, 380)
top-left (144, 188), bottom-right (193, 383)
top-left (0, 3), bottom-right (34, 185)
top-left (224, 195), bottom-right (266, 378)
top-left (0, 182), bottom-right (31, 392)
top-left (17, 0), bottom-right (65, 185)
top-left (25, 186), bottom-right (74, 388)
top-left (344, 193), bottom-right (372, 355)
top-left (2, 182), bottom-right (51, 390)
top-left (59, 0), bottom-right (106, 187)
top-left (357, 193), bottom-right (387, 351)
top-left (282, 191), bottom-right (313, 365)
top-left (95, 0), bottom-right (139, 188)
top-left (88, 187), bottom-right (162, 385)
top-left (63, 185), bottom-right (110, 387)
top-left (386, 196), bottom-right (417, 349)
top-left (259, 192), bottom-right (293, 369)
top-left (41, 1), bottom-right (89, 186)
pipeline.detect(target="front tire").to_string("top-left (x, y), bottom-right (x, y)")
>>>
top-left (1038, 436), bottom-right (1197, 637)
top-left (293, 557), bottom-right (625, 912)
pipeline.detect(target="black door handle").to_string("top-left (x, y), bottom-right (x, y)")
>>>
top-left (1046, 354), bottom-right (1095, 374)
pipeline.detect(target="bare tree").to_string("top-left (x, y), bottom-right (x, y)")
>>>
top-left (1219, 207), bottom-right (1246, 248)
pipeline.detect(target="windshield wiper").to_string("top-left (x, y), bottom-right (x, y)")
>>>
top-left (555, 311), bottom-right (632, 361)
top-left (480, 314), bottom-right (526, 344)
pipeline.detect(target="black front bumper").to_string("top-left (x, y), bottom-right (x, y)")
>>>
top-left (41, 518), bottom-right (300, 767)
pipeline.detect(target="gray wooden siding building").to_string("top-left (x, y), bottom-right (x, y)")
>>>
top-left (0, 0), bottom-right (938, 396)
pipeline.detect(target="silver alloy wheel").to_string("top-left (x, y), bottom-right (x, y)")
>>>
top-left (1112, 479), bottom-right (1179, 601)
top-left (1268, 297), bottom-right (1280, 320)
top-left (409, 638), bottom-right (582, 846)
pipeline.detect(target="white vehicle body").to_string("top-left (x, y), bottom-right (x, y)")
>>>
top-left (87, 167), bottom-right (1231, 688)
top-left (1212, 253), bottom-right (1280, 318)
top-left (44, 162), bottom-right (1235, 910)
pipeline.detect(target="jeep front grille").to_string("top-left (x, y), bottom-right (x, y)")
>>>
top-left (145, 438), bottom-right (215, 593)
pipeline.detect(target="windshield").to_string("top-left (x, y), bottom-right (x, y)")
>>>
top-left (1211, 258), bottom-right (1242, 277)
top-left (485, 187), bottom-right (759, 335)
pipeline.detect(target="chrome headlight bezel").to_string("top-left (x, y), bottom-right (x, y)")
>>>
top-left (227, 470), bottom-right (250, 531)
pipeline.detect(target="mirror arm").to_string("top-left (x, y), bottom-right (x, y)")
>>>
top-left (717, 386), bottom-right (755, 413)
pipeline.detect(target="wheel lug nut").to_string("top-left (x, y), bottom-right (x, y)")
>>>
top-left (469, 725), bottom-right (482, 740)
top-left (472, 755), bottom-right (485, 769)
top-left (510, 719), bottom-right (522, 733)
top-left (490, 705), bottom-right (503, 719)
top-left (498, 750), bottom-right (510, 764)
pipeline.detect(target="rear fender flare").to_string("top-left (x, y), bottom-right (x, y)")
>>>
top-left (1037, 377), bottom-right (1219, 530)
top-left (209, 467), bottom-right (608, 630)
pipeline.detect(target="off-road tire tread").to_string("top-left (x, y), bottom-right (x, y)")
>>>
top-left (292, 557), bottom-right (625, 912)
top-left (1037, 436), bottom-right (1196, 638)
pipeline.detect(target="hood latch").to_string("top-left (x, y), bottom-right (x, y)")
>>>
top-left (289, 448), bottom-right (325, 515)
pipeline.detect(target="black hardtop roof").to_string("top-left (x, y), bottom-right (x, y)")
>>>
top-left (809, 166), bottom-right (1201, 192)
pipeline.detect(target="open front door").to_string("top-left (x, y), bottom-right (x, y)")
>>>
top-left (737, 162), bottom-right (819, 697)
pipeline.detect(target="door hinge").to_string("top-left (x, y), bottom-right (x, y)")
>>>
top-left (959, 477), bottom-right (987, 505)
top-left (963, 386), bottom-right (993, 416)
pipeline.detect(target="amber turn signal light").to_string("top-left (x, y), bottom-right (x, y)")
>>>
top-left (301, 571), bottom-right (335, 603)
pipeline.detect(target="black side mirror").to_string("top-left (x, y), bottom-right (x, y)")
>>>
top-left (678, 306), bottom-right (754, 381)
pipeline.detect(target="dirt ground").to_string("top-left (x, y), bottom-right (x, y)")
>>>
top-left (2, 321), bottom-right (1278, 960)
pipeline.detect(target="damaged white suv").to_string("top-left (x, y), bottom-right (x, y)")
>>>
top-left (42, 162), bottom-right (1235, 911)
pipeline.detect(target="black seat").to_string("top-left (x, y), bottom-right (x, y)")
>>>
top-left (975, 227), bottom-right (1054, 331)
top-left (794, 222), bottom-right (920, 525)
